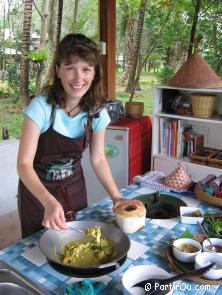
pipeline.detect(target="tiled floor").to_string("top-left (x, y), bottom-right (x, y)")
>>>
top-left (0, 210), bottom-right (21, 249)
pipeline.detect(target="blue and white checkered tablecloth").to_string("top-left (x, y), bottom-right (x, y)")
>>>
top-left (1, 184), bottom-right (222, 295)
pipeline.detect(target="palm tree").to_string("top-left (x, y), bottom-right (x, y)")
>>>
top-left (33, 0), bottom-right (50, 94)
top-left (119, 14), bottom-right (135, 84)
top-left (43, 0), bottom-right (63, 86)
top-left (73, 0), bottom-right (80, 32)
top-left (19, 0), bottom-right (33, 107)
top-left (187, 0), bottom-right (201, 59)
top-left (125, 0), bottom-right (147, 93)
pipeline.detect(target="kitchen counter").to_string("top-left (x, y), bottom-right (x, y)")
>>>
top-left (1, 184), bottom-right (222, 295)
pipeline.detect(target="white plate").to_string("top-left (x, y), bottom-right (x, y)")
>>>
top-left (122, 265), bottom-right (171, 295)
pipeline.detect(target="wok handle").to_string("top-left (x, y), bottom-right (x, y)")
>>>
top-left (60, 186), bottom-right (76, 221)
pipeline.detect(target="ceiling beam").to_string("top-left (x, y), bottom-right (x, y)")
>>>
top-left (99, 0), bottom-right (116, 100)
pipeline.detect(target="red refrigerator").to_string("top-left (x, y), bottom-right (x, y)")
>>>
top-left (110, 116), bottom-right (152, 183)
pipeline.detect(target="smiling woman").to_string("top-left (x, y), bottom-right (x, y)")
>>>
top-left (17, 33), bottom-right (144, 238)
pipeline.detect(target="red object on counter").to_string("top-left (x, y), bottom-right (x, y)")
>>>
top-left (215, 191), bottom-right (222, 198)
top-left (109, 116), bottom-right (152, 183)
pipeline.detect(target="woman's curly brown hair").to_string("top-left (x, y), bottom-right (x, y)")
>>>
top-left (44, 34), bottom-right (107, 113)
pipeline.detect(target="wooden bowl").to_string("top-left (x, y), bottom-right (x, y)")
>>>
top-left (195, 185), bottom-right (222, 207)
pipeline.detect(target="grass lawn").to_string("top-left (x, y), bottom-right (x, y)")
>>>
top-left (0, 72), bottom-right (159, 141)
top-left (0, 96), bottom-right (23, 140)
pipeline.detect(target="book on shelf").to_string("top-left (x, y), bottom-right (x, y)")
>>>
top-left (193, 134), bottom-right (204, 151)
top-left (159, 118), bottom-right (204, 158)
top-left (159, 117), bottom-right (166, 155)
top-left (182, 124), bottom-right (193, 157)
top-left (176, 119), bottom-right (183, 158)
top-left (167, 120), bottom-right (171, 156)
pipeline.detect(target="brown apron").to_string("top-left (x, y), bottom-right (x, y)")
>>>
top-left (18, 108), bottom-right (97, 238)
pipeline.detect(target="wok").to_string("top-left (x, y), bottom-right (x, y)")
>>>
top-left (38, 221), bottom-right (130, 277)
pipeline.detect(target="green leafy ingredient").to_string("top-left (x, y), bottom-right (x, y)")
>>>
top-left (178, 228), bottom-right (193, 239)
top-left (205, 216), bottom-right (222, 236)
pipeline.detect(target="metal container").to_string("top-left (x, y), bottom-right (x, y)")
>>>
top-left (38, 220), bottom-right (130, 277)
top-left (106, 100), bottom-right (124, 121)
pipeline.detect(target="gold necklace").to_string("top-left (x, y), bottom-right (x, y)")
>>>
top-left (65, 104), bottom-right (79, 117)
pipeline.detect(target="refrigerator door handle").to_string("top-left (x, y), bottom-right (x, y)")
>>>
top-left (114, 135), bottom-right (124, 141)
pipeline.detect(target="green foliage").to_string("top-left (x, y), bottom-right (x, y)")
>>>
top-left (27, 50), bottom-right (47, 62)
top-left (0, 83), bottom-right (12, 98)
top-left (63, 0), bottom-right (98, 38)
top-left (157, 65), bottom-right (175, 84)
top-left (28, 78), bottom-right (37, 98)
top-left (7, 64), bottom-right (20, 101)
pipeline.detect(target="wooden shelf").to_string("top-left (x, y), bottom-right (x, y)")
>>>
top-left (156, 112), bottom-right (222, 125)
top-left (155, 85), bottom-right (222, 93)
top-left (153, 153), bottom-right (189, 162)
top-left (152, 86), bottom-right (222, 180)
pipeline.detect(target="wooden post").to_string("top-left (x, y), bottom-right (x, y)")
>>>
top-left (99, 0), bottom-right (116, 100)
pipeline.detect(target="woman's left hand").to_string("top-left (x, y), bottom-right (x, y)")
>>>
top-left (112, 197), bottom-right (144, 211)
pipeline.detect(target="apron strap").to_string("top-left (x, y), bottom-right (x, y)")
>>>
top-left (50, 105), bottom-right (56, 127)
top-left (84, 112), bottom-right (100, 148)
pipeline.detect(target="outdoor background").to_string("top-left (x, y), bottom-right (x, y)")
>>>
top-left (0, 0), bottom-right (221, 140)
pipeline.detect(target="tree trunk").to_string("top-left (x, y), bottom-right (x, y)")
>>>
top-left (187, 0), bottom-right (201, 59)
top-left (73, 0), bottom-right (79, 32)
top-left (177, 44), bottom-right (189, 69)
top-left (135, 53), bottom-right (142, 90)
top-left (119, 16), bottom-right (135, 85)
top-left (47, 0), bottom-right (57, 45)
top-left (129, 8), bottom-right (172, 101)
top-left (19, 0), bottom-right (33, 107)
top-left (1, 3), bottom-right (6, 79)
top-left (43, 0), bottom-right (63, 87)
top-left (125, 0), bottom-right (147, 94)
top-left (36, 0), bottom-right (50, 94)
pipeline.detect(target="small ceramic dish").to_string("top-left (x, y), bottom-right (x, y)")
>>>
top-left (202, 238), bottom-right (222, 256)
top-left (122, 265), bottom-right (171, 295)
top-left (180, 206), bottom-right (204, 224)
top-left (173, 238), bottom-right (202, 263)
top-left (195, 252), bottom-right (222, 280)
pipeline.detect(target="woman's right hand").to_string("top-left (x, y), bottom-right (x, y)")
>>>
top-left (42, 198), bottom-right (69, 231)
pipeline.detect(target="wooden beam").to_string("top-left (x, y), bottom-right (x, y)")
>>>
top-left (99, 0), bottom-right (116, 100)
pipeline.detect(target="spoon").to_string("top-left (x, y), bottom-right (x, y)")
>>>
top-left (133, 263), bottom-right (215, 295)
top-left (197, 221), bottom-right (217, 252)
top-left (60, 226), bottom-right (86, 238)
top-left (159, 241), bottom-right (183, 251)
top-left (69, 227), bottom-right (85, 235)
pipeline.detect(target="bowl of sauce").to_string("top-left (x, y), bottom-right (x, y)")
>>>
top-left (203, 238), bottom-right (222, 256)
top-left (173, 238), bottom-right (202, 262)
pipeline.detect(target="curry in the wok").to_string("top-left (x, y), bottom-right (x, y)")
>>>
top-left (62, 226), bottom-right (116, 266)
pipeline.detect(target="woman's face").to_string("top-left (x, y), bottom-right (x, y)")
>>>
top-left (56, 57), bottom-right (95, 102)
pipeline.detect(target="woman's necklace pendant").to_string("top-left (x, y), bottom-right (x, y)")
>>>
top-left (66, 104), bottom-right (79, 117)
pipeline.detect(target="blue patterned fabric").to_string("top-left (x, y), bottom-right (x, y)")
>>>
top-left (0, 184), bottom-right (222, 295)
